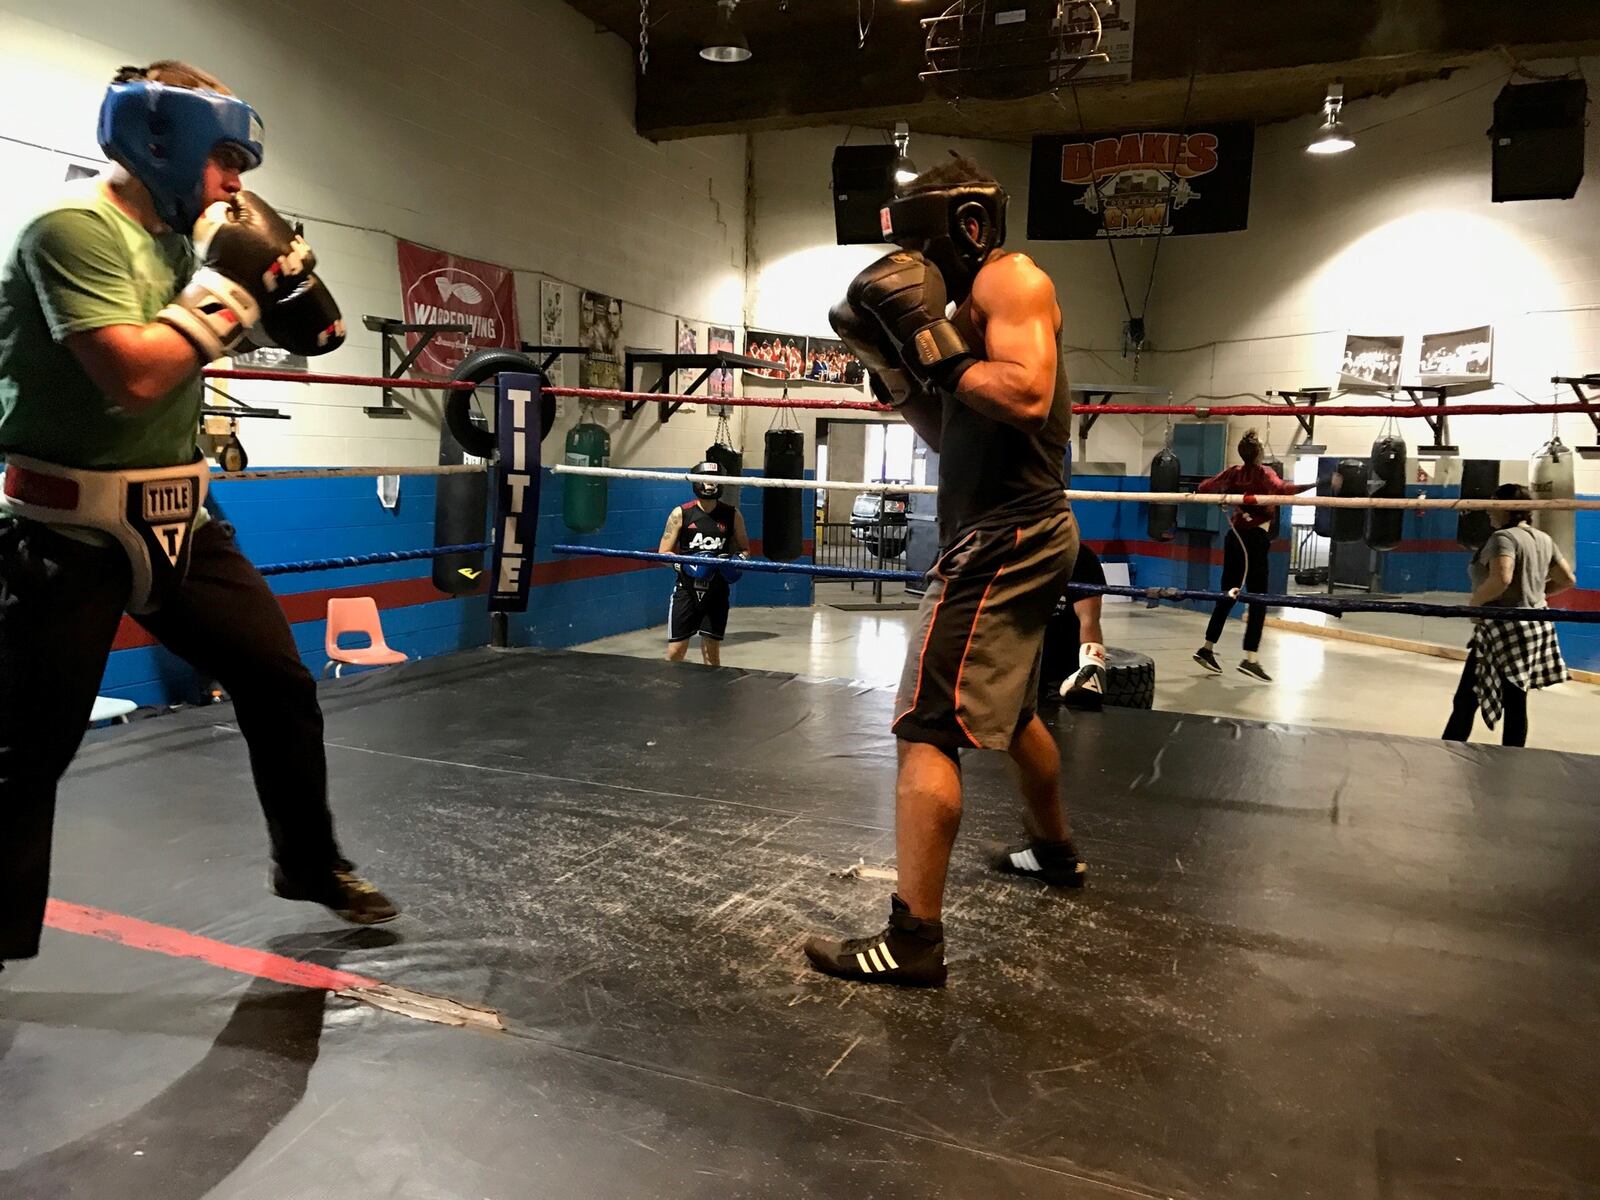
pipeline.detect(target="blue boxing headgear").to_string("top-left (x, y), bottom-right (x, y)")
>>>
top-left (97, 81), bottom-right (264, 230)
top-left (880, 182), bottom-right (1007, 304)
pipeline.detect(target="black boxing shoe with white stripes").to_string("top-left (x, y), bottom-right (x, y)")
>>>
top-left (804, 895), bottom-right (946, 987)
top-left (990, 839), bottom-right (1087, 888)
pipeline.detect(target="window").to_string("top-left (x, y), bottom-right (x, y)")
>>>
top-left (865, 422), bottom-right (915, 483)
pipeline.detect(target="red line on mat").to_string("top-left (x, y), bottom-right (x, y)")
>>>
top-left (44, 899), bottom-right (380, 992)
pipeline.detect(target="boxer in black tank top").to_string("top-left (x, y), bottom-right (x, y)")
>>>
top-left (806, 156), bottom-right (1084, 987)
top-left (658, 462), bottom-right (748, 668)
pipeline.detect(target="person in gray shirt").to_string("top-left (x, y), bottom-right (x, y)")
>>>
top-left (1443, 484), bottom-right (1575, 747)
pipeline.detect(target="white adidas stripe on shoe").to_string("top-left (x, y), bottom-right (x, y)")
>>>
top-left (853, 941), bottom-right (900, 973)
top-left (1010, 848), bottom-right (1043, 872)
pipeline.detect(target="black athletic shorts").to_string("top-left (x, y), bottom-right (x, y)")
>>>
top-left (893, 508), bottom-right (1079, 751)
top-left (669, 577), bottom-right (730, 642)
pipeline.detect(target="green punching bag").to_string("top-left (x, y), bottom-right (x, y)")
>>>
top-left (563, 420), bottom-right (611, 533)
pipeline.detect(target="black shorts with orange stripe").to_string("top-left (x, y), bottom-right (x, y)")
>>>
top-left (893, 508), bottom-right (1079, 752)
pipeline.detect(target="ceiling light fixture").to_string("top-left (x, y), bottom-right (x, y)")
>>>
top-left (700, 0), bottom-right (752, 63)
top-left (1307, 82), bottom-right (1355, 155)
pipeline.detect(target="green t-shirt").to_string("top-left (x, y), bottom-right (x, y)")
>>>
top-left (0, 183), bottom-right (201, 469)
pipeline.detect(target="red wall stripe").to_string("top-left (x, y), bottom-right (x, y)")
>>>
top-left (108, 539), bottom-right (819, 651)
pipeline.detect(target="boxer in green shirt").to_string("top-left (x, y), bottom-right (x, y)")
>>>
top-left (0, 61), bottom-right (397, 972)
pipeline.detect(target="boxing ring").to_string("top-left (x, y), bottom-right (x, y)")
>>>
top-left (3, 368), bottom-right (1600, 1199)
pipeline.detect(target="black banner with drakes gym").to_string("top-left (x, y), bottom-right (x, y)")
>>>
top-left (1027, 122), bottom-right (1255, 240)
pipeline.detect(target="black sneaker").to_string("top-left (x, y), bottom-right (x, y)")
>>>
top-left (804, 895), bottom-right (946, 987)
top-left (1059, 664), bottom-right (1106, 711)
top-left (272, 866), bottom-right (400, 925)
top-left (1237, 660), bottom-right (1273, 682)
top-left (990, 839), bottom-right (1087, 888)
top-left (1193, 647), bottom-right (1222, 674)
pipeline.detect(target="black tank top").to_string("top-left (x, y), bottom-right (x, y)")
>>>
top-left (935, 295), bottom-right (1071, 546)
top-left (676, 500), bottom-right (736, 558)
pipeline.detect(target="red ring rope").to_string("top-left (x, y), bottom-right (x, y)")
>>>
top-left (1075, 400), bottom-right (1599, 417)
top-left (201, 369), bottom-right (1600, 420)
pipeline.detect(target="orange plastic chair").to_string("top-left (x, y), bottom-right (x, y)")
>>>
top-left (323, 597), bottom-right (409, 678)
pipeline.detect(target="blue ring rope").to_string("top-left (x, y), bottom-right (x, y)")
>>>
top-left (257, 542), bottom-right (491, 577)
top-left (552, 544), bottom-right (1600, 625)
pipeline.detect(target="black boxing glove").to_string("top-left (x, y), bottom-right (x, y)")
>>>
top-left (256, 271), bottom-right (347, 356)
top-left (845, 251), bottom-right (977, 393)
top-left (160, 191), bottom-right (317, 361)
top-left (828, 296), bottom-right (923, 409)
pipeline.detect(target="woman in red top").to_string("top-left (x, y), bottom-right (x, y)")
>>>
top-left (1191, 430), bottom-right (1315, 681)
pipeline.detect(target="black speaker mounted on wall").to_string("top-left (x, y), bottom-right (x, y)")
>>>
top-left (832, 144), bottom-right (898, 245)
top-left (1488, 79), bottom-right (1587, 202)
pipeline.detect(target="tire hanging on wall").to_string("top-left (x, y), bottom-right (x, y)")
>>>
top-left (1365, 434), bottom-right (1407, 551)
top-left (763, 428), bottom-right (806, 561)
top-left (444, 348), bottom-right (555, 461)
top-left (1147, 447), bottom-right (1181, 542)
top-left (1532, 435), bottom-right (1577, 568)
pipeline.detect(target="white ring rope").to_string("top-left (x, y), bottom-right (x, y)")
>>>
top-left (551, 464), bottom-right (1600, 512)
top-left (214, 464), bottom-right (488, 482)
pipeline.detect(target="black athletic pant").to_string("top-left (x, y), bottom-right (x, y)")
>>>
top-left (1442, 651), bottom-right (1529, 748)
top-left (0, 518), bottom-right (344, 960)
top-left (1204, 523), bottom-right (1270, 652)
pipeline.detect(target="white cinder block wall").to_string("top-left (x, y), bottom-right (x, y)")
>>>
top-left (7, 5), bottom-right (1595, 489)
top-left (0, 0), bottom-right (748, 472)
top-left (1134, 57), bottom-right (1600, 487)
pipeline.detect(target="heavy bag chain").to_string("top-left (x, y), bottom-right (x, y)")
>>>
top-left (769, 386), bottom-right (801, 432)
top-left (638, 0), bottom-right (650, 75)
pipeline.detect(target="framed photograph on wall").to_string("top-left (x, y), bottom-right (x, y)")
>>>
top-left (743, 329), bottom-right (802, 382)
top-left (707, 325), bottom-right (736, 398)
top-left (1338, 333), bottom-right (1404, 392)
top-left (803, 335), bottom-right (865, 388)
top-left (578, 290), bottom-right (623, 390)
top-left (539, 279), bottom-right (565, 386)
top-left (675, 320), bottom-right (700, 394)
top-left (1419, 325), bottom-right (1494, 390)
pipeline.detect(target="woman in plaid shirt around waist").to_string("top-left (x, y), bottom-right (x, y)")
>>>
top-left (1443, 484), bottom-right (1576, 747)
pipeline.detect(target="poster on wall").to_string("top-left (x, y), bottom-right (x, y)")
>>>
top-left (1339, 334), bottom-right (1404, 392)
top-left (707, 325), bottom-right (736, 398)
top-left (675, 320), bottom-right (701, 394)
top-left (1419, 325), bottom-right (1494, 390)
top-left (743, 329), bottom-right (803, 382)
top-left (1074, 0), bottom-right (1135, 83)
top-left (1028, 122), bottom-right (1254, 240)
top-left (395, 239), bottom-right (519, 376)
top-left (803, 335), bottom-right (865, 388)
top-left (539, 279), bottom-right (564, 386)
top-left (578, 290), bottom-right (623, 390)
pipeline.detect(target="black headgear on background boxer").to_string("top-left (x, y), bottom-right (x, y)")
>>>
top-left (690, 460), bottom-right (724, 500)
top-left (880, 181), bottom-right (1008, 304)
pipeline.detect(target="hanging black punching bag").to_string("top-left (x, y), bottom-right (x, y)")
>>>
top-left (1332, 458), bottom-right (1369, 543)
top-left (763, 428), bottom-right (806, 561)
top-left (1147, 448), bottom-right (1181, 542)
top-left (1365, 435), bottom-right (1406, 551)
top-left (1457, 460), bottom-right (1500, 551)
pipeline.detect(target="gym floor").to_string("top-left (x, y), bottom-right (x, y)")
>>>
top-left (2, 649), bottom-right (1596, 1198)
top-left (577, 582), bottom-right (1600, 755)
